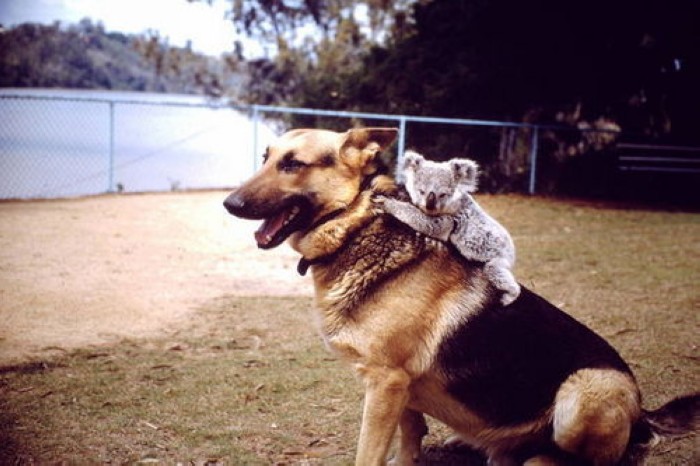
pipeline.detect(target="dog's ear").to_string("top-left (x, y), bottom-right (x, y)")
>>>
top-left (340, 127), bottom-right (398, 175)
top-left (451, 158), bottom-right (479, 192)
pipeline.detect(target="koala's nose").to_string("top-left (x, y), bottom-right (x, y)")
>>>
top-left (426, 192), bottom-right (437, 211)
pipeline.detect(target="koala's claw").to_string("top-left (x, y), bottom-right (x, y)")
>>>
top-left (373, 195), bottom-right (401, 212)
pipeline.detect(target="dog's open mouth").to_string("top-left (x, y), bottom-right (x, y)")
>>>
top-left (254, 198), bottom-right (313, 249)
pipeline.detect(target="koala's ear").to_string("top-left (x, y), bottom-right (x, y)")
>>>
top-left (451, 159), bottom-right (479, 192)
top-left (340, 127), bottom-right (398, 175)
top-left (402, 150), bottom-right (424, 171)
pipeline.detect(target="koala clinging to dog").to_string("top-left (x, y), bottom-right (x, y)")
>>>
top-left (378, 150), bottom-right (520, 305)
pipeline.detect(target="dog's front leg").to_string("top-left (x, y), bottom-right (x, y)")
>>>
top-left (390, 408), bottom-right (428, 466)
top-left (355, 364), bottom-right (411, 466)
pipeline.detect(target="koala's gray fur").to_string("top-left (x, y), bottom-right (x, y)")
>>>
top-left (379, 150), bottom-right (520, 305)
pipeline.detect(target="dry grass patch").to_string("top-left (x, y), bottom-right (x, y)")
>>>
top-left (1, 297), bottom-right (358, 464)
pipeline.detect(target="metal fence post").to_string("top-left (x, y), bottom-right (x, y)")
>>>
top-left (251, 105), bottom-right (260, 172)
top-left (108, 101), bottom-right (115, 193)
top-left (528, 126), bottom-right (539, 195)
top-left (397, 116), bottom-right (407, 164)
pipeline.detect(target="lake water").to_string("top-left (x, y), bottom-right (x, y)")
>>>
top-left (0, 89), bottom-right (278, 199)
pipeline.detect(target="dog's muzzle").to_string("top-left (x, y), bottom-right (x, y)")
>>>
top-left (223, 192), bottom-right (249, 218)
top-left (223, 190), bottom-right (315, 249)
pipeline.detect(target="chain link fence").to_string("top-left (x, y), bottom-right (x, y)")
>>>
top-left (0, 91), bottom-right (278, 199)
top-left (2, 94), bottom-right (111, 198)
top-left (7, 90), bottom-right (690, 201)
top-left (0, 93), bottom-right (488, 199)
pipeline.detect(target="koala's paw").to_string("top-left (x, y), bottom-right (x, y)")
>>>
top-left (370, 195), bottom-right (391, 216)
top-left (500, 285), bottom-right (521, 306)
top-left (373, 194), bottom-right (387, 204)
top-left (374, 195), bottom-right (401, 211)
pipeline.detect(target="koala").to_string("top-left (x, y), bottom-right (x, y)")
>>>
top-left (378, 150), bottom-right (520, 305)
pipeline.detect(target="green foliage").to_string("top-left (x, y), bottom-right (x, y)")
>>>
top-left (242, 1), bottom-right (412, 108)
top-left (337, 0), bottom-right (699, 187)
top-left (270, 0), bottom-right (699, 142)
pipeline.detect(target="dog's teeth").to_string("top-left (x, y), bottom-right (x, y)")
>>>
top-left (265, 234), bottom-right (272, 242)
top-left (283, 209), bottom-right (298, 226)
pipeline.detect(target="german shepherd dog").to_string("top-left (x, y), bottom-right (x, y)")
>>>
top-left (223, 127), bottom-right (698, 465)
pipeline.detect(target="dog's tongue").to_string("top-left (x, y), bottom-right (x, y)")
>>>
top-left (254, 210), bottom-right (288, 247)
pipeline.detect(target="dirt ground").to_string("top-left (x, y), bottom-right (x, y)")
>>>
top-left (0, 191), bottom-right (313, 365)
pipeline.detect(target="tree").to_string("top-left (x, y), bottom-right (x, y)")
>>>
top-left (326, 0), bottom-right (699, 192)
top-left (197, 0), bottom-right (700, 194)
top-left (192, 0), bottom-right (415, 107)
top-left (0, 19), bottom-right (246, 97)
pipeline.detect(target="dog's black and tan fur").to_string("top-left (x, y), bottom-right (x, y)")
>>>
top-left (224, 128), bottom-right (699, 466)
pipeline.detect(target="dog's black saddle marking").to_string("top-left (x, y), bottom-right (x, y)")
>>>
top-left (438, 286), bottom-right (633, 426)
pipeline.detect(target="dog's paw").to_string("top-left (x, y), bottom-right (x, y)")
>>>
top-left (388, 453), bottom-right (421, 466)
top-left (443, 433), bottom-right (469, 449)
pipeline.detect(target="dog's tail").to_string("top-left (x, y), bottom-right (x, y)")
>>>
top-left (644, 393), bottom-right (700, 437)
top-left (625, 393), bottom-right (700, 464)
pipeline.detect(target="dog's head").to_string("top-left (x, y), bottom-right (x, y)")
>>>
top-left (223, 127), bottom-right (398, 249)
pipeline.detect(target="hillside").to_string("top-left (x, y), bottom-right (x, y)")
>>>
top-left (0, 19), bottom-right (246, 99)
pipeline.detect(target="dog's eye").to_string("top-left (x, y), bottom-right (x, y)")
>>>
top-left (278, 156), bottom-right (306, 173)
top-left (439, 193), bottom-right (448, 199)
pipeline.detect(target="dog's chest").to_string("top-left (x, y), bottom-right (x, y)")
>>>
top-left (310, 219), bottom-right (485, 377)
top-left (312, 217), bottom-right (426, 310)
top-left (311, 217), bottom-right (428, 334)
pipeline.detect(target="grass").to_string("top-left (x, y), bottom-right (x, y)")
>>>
top-left (1, 195), bottom-right (699, 464)
top-left (1, 297), bottom-right (355, 464)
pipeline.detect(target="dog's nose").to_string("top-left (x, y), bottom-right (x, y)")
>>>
top-left (223, 192), bottom-right (245, 215)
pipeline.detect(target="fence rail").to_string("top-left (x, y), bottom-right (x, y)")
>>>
top-left (4, 91), bottom-right (694, 200)
top-left (246, 104), bottom-right (544, 191)
top-left (617, 143), bottom-right (700, 174)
